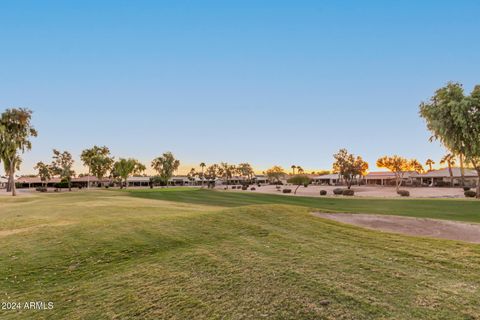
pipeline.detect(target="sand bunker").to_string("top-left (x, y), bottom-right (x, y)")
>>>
top-left (314, 213), bottom-right (480, 244)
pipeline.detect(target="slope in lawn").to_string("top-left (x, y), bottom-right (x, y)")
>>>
top-left (127, 188), bottom-right (480, 223)
top-left (1, 191), bottom-right (480, 319)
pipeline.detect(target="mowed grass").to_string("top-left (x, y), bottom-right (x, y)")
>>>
top-left (0, 190), bottom-right (480, 319)
top-left (128, 188), bottom-right (480, 223)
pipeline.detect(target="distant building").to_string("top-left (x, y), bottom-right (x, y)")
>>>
top-left (126, 176), bottom-right (150, 187)
top-left (364, 171), bottom-right (419, 186)
top-left (311, 174), bottom-right (341, 185)
top-left (416, 168), bottom-right (478, 186)
top-left (0, 176), bottom-right (8, 189)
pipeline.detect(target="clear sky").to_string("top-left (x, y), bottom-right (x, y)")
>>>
top-left (1, 0), bottom-right (479, 175)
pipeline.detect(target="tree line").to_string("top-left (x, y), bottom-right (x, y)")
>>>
top-left (2, 83), bottom-right (479, 197)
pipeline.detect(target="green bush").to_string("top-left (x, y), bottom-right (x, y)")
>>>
top-left (36, 187), bottom-right (47, 192)
top-left (250, 187), bottom-right (256, 191)
top-left (333, 188), bottom-right (344, 195)
top-left (397, 190), bottom-right (410, 197)
top-left (342, 189), bottom-right (354, 196)
top-left (282, 189), bottom-right (292, 194)
top-left (320, 190), bottom-right (327, 196)
top-left (241, 186), bottom-right (248, 190)
top-left (463, 186), bottom-right (471, 191)
top-left (465, 190), bottom-right (477, 198)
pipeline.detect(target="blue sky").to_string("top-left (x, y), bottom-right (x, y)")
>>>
top-left (1, 0), bottom-right (479, 175)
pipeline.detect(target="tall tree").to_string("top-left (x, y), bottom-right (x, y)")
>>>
top-left (218, 162), bottom-right (235, 189)
top-left (187, 168), bottom-right (197, 186)
top-left (51, 149), bottom-right (75, 191)
top-left (112, 158), bottom-right (146, 189)
top-left (420, 83), bottom-right (480, 197)
top-left (0, 108), bottom-right (37, 196)
top-left (151, 152), bottom-right (180, 187)
top-left (199, 162), bottom-right (206, 188)
top-left (296, 166), bottom-right (304, 174)
top-left (34, 161), bottom-right (52, 188)
top-left (236, 163), bottom-right (255, 184)
top-left (440, 153), bottom-right (456, 186)
top-left (2, 155), bottom-right (21, 192)
top-left (204, 164), bottom-right (219, 188)
top-left (376, 155), bottom-right (423, 192)
top-left (332, 149), bottom-right (369, 189)
top-left (291, 165), bottom-right (296, 175)
top-left (80, 146), bottom-right (114, 187)
top-left (425, 159), bottom-right (435, 172)
top-left (265, 166), bottom-right (286, 184)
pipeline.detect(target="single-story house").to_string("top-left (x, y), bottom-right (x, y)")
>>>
top-left (16, 176), bottom-right (62, 188)
top-left (15, 175), bottom-right (112, 188)
top-left (0, 176), bottom-right (8, 189)
top-left (311, 174), bottom-right (342, 185)
top-left (416, 168), bottom-right (478, 187)
top-left (364, 171), bottom-right (419, 186)
top-left (253, 175), bottom-right (269, 185)
top-left (126, 176), bottom-right (150, 187)
top-left (72, 175), bottom-right (111, 188)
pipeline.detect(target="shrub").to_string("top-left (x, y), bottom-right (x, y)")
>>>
top-left (241, 186), bottom-right (248, 190)
top-left (105, 185), bottom-right (109, 189)
top-left (465, 190), bottom-right (477, 198)
top-left (303, 183), bottom-right (309, 187)
top-left (250, 187), bottom-right (256, 191)
top-left (463, 186), bottom-right (471, 191)
top-left (276, 185), bottom-right (281, 189)
top-left (397, 190), bottom-right (410, 197)
top-left (36, 187), bottom-right (47, 192)
top-left (282, 189), bottom-right (292, 194)
top-left (320, 190), bottom-right (327, 195)
top-left (231, 186), bottom-right (236, 189)
top-left (342, 189), bottom-right (354, 196)
top-left (257, 184), bottom-right (261, 187)
top-left (333, 188), bottom-right (344, 195)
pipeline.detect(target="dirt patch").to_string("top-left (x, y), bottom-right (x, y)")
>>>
top-left (0, 221), bottom-right (73, 237)
top-left (313, 213), bottom-right (480, 244)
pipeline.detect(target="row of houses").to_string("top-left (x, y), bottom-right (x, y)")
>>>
top-left (2, 168), bottom-right (477, 190)
top-left (312, 168), bottom-right (478, 187)
top-left (7, 175), bottom-right (270, 189)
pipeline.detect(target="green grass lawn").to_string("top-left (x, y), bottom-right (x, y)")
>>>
top-left (1, 189), bottom-right (480, 319)
top-left (128, 188), bottom-right (480, 223)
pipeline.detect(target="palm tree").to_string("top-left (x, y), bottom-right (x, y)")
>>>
top-left (199, 162), bottom-right (206, 188)
top-left (296, 166), bottom-right (304, 174)
top-left (425, 159), bottom-right (435, 171)
top-left (291, 165), bottom-right (296, 175)
top-left (440, 154), bottom-right (456, 186)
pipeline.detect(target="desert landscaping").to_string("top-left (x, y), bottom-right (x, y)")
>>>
top-left (221, 184), bottom-right (468, 198)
